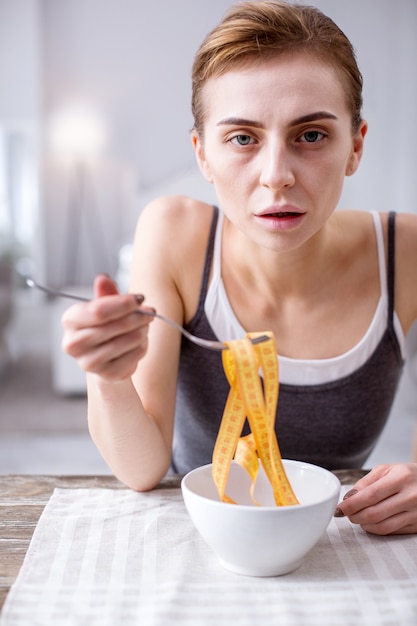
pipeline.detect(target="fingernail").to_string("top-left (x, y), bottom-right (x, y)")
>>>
top-left (343, 488), bottom-right (358, 501)
top-left (334, 507), bottom-right (345, 518)
top-left (135, 294), bottom-right (145, 304)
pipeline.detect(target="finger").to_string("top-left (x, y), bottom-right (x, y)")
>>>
top-left (335, 466), bottom-right (399, 518)
top-left (77, 327), bottom-right (148, 376)
top-left (90, 344), bottom-right (147, 381)
top-left (358, 510), bottom-right (417, 535)
top-left (62, 293), bottom-right (148, 331)
top-left (345, 492), bottom-right (399, 526)
top-left (335, 483), bottom-right (397, 520)
top-left (93, 274), bottom-right (146, 312)
top-left (339, 464), bottom-right (417, 516)
top-left (94, 274), bottom-right (120, 298)
top-left (335, 464), bottom-right (417, 535)
top-left (351, 465), bottom-right (391, 490)
top-left (62, 311), bottom-right (153, 359)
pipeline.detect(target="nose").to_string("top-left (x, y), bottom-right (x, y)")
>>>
top-left (259, 141), bottom-right (295, 191)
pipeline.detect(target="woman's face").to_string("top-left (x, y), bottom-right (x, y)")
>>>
top-left (192, 53), bottom-right (367, 252)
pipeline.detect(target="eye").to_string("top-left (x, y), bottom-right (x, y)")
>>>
top-left (298, 130), bottom-right (326, 143)
top-left (229, 134), bottom-right (255, 146)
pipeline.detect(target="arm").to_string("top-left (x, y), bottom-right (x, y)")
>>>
top-left (335, 212), bottom-right (417, 534)
top-left (62, 196), bottom-right (209, 491)
top-left (62, 277), bottom-right (170, 491)
top-left (412, 425), bottom-right (417, 462)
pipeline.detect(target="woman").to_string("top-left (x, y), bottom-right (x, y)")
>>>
top-left (62, 1), bottom-right (417, 534)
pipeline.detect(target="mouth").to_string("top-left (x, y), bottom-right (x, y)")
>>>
top-left (261, 211), bottom-right (300, 218)
top-left (254, 208), bottom-right (306, 230)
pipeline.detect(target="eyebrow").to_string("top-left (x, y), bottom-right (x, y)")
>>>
top-left (292, 111), bottom-right (338, 125)
top-left (216, 111), bottom-right (338, 128)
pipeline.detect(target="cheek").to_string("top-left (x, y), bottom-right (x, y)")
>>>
top-left (207, 144), bottom-right (255, 185)
top-left (211, 162), bottom-right (253, 203)
top-left (298, 155), bottom-right (346, 212)
top-left (202, 148), bottom-right (242, 192)
top-left (209, 167), bottom-right (251, 217)
top-left (318, 145), bottom-right (352, 183)
top-left (319, 166), bottom-right (346, 209)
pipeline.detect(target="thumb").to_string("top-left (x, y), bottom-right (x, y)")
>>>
top-left (93, 274), bottom-right (120, 298)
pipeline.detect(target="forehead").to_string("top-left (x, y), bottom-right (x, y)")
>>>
top-left (202, 53), bottom-right (349, 125)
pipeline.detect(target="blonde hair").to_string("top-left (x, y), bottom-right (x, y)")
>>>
top-left (192, 1), bottom-right (363, 134)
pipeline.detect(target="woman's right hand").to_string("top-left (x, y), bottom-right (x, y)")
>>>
top-left (61, 274), bottom-right (154, 382)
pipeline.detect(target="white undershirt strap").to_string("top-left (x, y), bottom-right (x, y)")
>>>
top-left (205, 211), bottom-right (404, 385)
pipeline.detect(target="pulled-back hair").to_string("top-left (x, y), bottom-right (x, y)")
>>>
top-left (192, 1), bottom-right (363, 134)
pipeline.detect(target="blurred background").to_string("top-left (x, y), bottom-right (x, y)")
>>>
top-left (0, 0), bottom-right (416, 474)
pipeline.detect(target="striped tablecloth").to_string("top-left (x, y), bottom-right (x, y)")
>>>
top-left (0, 485), bottom-right (416, 626)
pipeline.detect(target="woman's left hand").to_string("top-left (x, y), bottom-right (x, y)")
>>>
top-left (334, 463), bottom-right (417, 535)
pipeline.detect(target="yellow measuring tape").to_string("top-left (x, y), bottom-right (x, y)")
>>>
top-left (212, 332), bottom-right (299, 506)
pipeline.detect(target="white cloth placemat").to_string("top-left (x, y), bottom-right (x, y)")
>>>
top-left (1, 486), bottom-right (416, 626)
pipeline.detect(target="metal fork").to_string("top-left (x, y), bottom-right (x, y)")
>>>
top-left (26, 278), bottom-right (269, 352)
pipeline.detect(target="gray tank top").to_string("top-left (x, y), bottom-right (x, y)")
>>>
top-left (172, 209), bottom-right (404, 473)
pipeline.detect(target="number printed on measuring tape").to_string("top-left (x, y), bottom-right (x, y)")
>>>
top-left (212, 332), bottom-right (299, 506)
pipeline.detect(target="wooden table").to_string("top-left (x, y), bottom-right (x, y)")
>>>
top-left (0, 470), bottom-right (365, 610)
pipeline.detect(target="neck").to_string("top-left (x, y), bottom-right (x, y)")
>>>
top-left (222, 217), bottom-right (336, 301)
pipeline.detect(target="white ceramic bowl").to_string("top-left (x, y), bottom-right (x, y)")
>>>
top-left (181, 459), bottom-right (340, 577)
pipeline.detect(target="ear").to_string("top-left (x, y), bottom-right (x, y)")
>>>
top-left (345, 120), bottom-right (368, 177)
top-left (191, 130), bottom-right (214, 183)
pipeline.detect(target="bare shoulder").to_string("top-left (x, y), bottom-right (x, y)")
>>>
top-left (393, 211), bottom-right (417, 255)
top-left (135, 195), bottom-right (214, 255)
top-left (336, 209), bottom-right (417, 258)
top-left (392, 212), bottom-right (417, 332)
top-left (332, 210), bottom-right (417, 332)
top-left (138, 194), bottom-right (213, 230)
top-left (130, 195), bottom-right (216, 319)
top-left (361, 210), bottom-right (417, 332)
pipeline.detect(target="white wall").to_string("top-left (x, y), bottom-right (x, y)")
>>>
top-left (0, 0), bottom-right (41, 265)
top-left (0, 0), bottom-right (40, 123)
top-left (40, 0), bottom-right (231, 285)
top-left (0, 0), bottom-right (416, 284)
top-left (313, 0), bottom-right (417, 214)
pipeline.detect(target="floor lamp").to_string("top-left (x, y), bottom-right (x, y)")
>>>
top-left (49, 104), bottom-right (108, 286)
